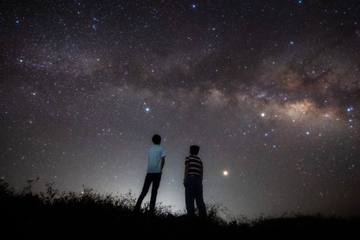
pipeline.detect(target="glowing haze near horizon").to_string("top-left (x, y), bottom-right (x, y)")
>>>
top-left (1, 0), bottom-right (360, 218)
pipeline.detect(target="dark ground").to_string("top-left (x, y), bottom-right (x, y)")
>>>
top-left (1, 179), bottom-right (359, 238)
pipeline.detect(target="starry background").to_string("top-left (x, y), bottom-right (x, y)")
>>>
top-left (1, 0), bottom-right (360, 218)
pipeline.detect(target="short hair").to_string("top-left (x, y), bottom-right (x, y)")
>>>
top-left (152, 134), bottom-right (161, 144)
top-left (190, 145), bottom-right (200, 155)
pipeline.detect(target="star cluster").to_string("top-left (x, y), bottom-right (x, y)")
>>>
top-left (0, 0), bottom-right (360, 217)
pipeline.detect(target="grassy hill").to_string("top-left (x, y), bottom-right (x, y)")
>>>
top-left (1, 179), bottom-right (359, 238)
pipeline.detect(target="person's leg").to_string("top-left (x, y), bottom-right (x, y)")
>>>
top-left (194, 179), bottom-right (207, 218)
top-left (135, 174), bottom-right (152, 211)
top-left (185, 178), bottom-right (195, 216)
top-left (149, 173), bottom-right (161, 213)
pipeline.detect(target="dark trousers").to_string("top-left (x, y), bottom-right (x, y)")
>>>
top-left (135, 173), bottom-right (162, 213)
top-left (184, 176), bottom-right (207, 217)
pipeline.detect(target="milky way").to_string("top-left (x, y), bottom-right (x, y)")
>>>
top-left (1, 0), bottom-right (360, 218)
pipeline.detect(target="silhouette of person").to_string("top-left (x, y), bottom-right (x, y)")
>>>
top-left (134, 134), bottom-right (166, 213)
top-left (184, 145), bottom-right (207, 218)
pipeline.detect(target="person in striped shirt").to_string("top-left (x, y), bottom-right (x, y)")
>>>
top-left (183, 145), bottom-right (207, 217)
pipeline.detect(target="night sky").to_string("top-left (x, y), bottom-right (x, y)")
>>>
top-left (1, 0), bottom-right (360, 218)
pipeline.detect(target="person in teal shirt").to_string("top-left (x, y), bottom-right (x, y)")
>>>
top-left (134, 134), bottom-right (166, 213)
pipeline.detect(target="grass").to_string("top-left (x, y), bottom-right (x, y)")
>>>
top-left (1, 179), bottom-right (359, 237)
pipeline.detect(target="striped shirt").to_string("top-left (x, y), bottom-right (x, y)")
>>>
top-left (185, 155), bottom-right (203, 178)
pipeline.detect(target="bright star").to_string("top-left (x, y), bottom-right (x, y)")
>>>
top-left (260, 112), bottom-right (266, 118)
top-left (145, 107), bottom-right (151, 113)
top-left (223, 170), bottom-right (229, 176)
top-left (347, 106), bottom-right (353, 112)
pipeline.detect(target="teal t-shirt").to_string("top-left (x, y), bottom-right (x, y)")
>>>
top-left (147, 145), bottom-right (166, 173)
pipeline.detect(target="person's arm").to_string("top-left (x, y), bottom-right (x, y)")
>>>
top-left (183, 158), bottom-right (188, 186)
top-left (201, 161), bottom-right (204, 181)
top-left (161, 156), bottom-right (165, 171)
